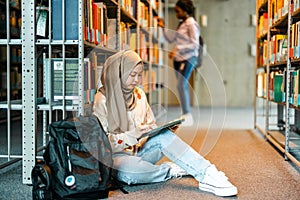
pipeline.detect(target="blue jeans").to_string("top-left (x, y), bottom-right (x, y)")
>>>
top-left (174, 56), bottom-right (197, 114)
top-left (113, 129), bottom-right (210, 185)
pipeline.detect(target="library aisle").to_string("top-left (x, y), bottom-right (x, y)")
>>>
top-left (1, 107), bottom-right (300, 199)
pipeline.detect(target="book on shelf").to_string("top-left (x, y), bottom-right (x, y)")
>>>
top-left (120, 0), bottom-right (137, 17)
top-left (257, 71), bottom-right (266, 98)
top-left (277, 0), bottom-right (283, 19)
top-left (270, 0), bottom-right (288, 23)
top-left (291, 69), bottom-right (300, 107)
top-left (270, 34), bottom-right (288, 63)
top-left (295, 0), bottom-right (300, 12)
top-left (142, 70), bottom-right (156, 93)
top-left (52, 0), bottom-right (79, 40)
top-left (139, 2), bottom-right (149, 27)
top-left (107, 18), bottom-right (117, 50)
top-left (293, 70), bottom-right (299, 106)
top-left (269, 71), bottom-right (275, 100)
top-left (291, 21), bottom-right (300, 59)
top-left (84, 0), bottom-right (108, 46)
top-left (273, 73), bottom-right (284, 102)
top-left (258, 13), bottom-right (268, 37)
top-left (139, 32), bottom-right (148, 60)
top-left (130, 32), bottom-right (137, 51)
top-left (288, 70), bottom-right (294, 104)
top-left (92, 2), bottom-right (108, 46)
top-left (263, 40), bottom-right (268, 66)
top-left (120, 22), bottom-right (128, 49)
top-left (44, 58), bottom-right (96, 105)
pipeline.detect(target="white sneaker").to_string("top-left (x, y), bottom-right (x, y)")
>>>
top-left (199, 165), bottom-right (238, 197)
top-left (181, 113), bottom-right (194, 126)
top-left (165, 162), bottom-right (189, 178)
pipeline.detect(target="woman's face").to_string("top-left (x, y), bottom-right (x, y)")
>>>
top-left (125, 63), bottom-right (143, 90)
top-left (175, 5), bottom-right (186, 20)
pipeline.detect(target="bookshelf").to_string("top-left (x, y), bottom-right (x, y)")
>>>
top-left (255, 0), bottom-right (300, 169)
top-left (0, 0), bottom-right (23, 174)
top-left (0, 0), bottom-right (166, 184)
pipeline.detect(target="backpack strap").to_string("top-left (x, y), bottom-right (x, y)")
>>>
top-left (110, 176), bottom-right (129, 194)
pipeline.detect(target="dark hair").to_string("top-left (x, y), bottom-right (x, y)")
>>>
top-left (176, 0), bottom-right (195, 17)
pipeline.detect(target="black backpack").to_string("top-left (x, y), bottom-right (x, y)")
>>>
top-left (195, 35), bottom-right (204, 68)
top-left (31, 115), bottom-right (114, 199)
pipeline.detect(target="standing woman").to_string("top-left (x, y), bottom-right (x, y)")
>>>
top-left (158, 0), bottom-right (199, 126)
top-left (93, 49), bottom-right (238, 197)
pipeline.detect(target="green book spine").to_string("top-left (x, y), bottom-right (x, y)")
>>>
top-left (274, 74), bottom-right (283, 102)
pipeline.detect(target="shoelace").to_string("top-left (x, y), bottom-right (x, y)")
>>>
top-left (210, 165), bottom-right (228, 181)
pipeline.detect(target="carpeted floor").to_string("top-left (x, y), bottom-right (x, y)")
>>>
top-left (1, 128), bottom-right (299, 200)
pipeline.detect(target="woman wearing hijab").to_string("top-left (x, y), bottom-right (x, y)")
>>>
top-left (157, 0), bottom-right (199, 126)
top-left (93, 50), bottom-right (237, 197)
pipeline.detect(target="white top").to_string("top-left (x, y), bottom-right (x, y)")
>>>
top-left (163, 17), bottom-right (200, 62)
top-left (93, 86), bottom-right (156, 153)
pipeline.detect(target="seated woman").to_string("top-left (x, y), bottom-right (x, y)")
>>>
top-left (93, 49), bottom-right (238, 197)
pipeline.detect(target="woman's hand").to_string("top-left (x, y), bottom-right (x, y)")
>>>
top-left (168, 51), bottom-right (175, 59)
top-left (125, 124), bottom-right (154, 140)
top-left (135, 124), bottom-right (154, 138)
top-left (169, 47), bottom-right (177, 59)
top-left (157, 17), bottom-right (165, 28)
top-left (168, 124), bottom-right (180, 132)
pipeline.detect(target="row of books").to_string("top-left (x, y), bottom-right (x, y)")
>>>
top-left (0, 46), bottom-right (22, 63)
top-left (120, 0), bottom-right (137, 18)
top-left (0, 68), bottom-right (22, 91)
top-left (270, 70), bottom-right (300, 106)
top-left (257, 0), bottom-right (268, 8)
top-left (44, 56), bottom-right (101, 105)
top-left (270, 34), bottom-right (288, 63)
top-left (52, 0), bottom-right (79, 40)
top-left (257, 34), bottom-right (288, 66)
top-left (256, 1), bottom-right (300, 38)
top-left (269, 0), bottom-right (289, 25)
top-left (139, 1), bottom-right (150, 28)
top-left (83, 0), bottom-right (160, 48)
top-left (118, 23), bottom-right (161, 63)
top-left (50, 0), bottom-right (161, 64)
top-left (258, 30), bottom-right (300, 66)
top-left (0, 1), bottom-right (22, 39)
top-left (290, 20), bottom-right (300, 59)
top-left (257, 13), bottom-right (268, 38)
top-left (43, 57), bottom-right (160, 104)
top-left (84, 1), bottom-right (108, 46)
top-left (257, 70), bottom-right (300, 107)
top-left (295, 0), bottom-right (300, 11)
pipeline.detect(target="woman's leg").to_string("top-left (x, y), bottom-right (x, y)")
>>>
top-left (113, 129), bottom-right (237, 196)
top-left (109, 128), bottom-right (207, 184)
top-left (137, 129), bottom-right (211, 182)
top-left (174, 57), bottom-right (196, 114)
top-left (112, 149), bottom-right (174, 185)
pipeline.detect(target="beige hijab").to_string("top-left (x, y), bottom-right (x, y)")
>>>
top-left (100, 49), bottom-right (142, 133)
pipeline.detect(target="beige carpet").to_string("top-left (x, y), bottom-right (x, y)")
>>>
top-left (107, 129), bottom-right (300, 200)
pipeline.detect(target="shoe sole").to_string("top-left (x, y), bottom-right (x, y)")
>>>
top-left (199, 183), bottom-right (238, 197)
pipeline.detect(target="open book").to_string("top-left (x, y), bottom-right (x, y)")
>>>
top-left (138, 118), bottom-right (184, 139)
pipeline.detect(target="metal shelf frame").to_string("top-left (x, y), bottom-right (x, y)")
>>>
top-left (254, 0), bottom-right (300, 169)
top-left (0, 0), bottom-right (167, 184)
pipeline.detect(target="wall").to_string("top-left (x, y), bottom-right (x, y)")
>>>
top-left (165, 0), bottom-right (256, 107)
